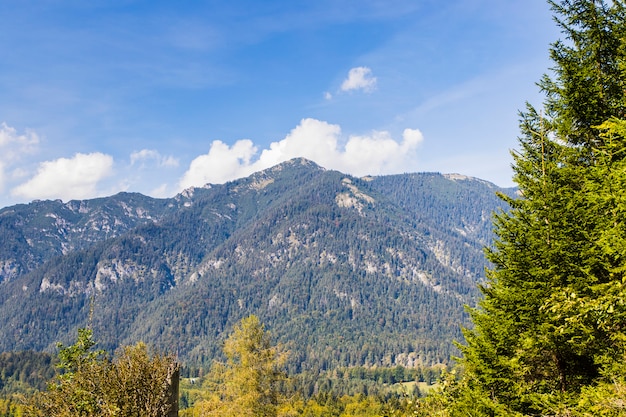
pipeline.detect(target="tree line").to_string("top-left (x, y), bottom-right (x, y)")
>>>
top-left (0, 316), bottom-right (444, 416)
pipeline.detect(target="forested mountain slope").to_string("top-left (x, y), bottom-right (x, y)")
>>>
top-left (0, 158), bottom-right (513, 370)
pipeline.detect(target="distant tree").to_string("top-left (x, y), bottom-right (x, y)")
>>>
top-left (194, 315), bottom-right (285, 417)
top-left (0, 350), bottom-right (56, 395)
top-left (0, 397), bottom-right (25, 417)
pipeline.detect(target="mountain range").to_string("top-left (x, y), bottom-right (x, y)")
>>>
top-left (0, 158), bottom-right (513, 372)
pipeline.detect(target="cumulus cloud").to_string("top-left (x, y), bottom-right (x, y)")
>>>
top-left (256, 118), bottom-right (343, 168)
top-left (340, 67), bottom-right (377, 93)
top-left (130, 149), bottom-right (179, 167)
top-left (340, 128), bottom-right (423, 175)
top-left (178, 118), bottom-right (423, 190)
top-left (178, 139), bottom-right (258, 189)
top-left (12, 152), bottom-right (114, 201)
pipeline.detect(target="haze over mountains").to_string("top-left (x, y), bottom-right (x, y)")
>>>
top-left (0, 158), bottom-right (513, 371)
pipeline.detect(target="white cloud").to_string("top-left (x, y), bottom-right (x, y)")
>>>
top-left (130, 149), bottom-right (179, 167)
top-left (0, 122), bottom-right (40, 191)
top-left (324, 91), bottom-right (333, 100)
top-left (178, 118), bottom-right (423, 190)
top-left (256, 118), bottom-right (343, 168)
top-left (340, 128), bottom-right (423, 175)
top-left (178, 139), bottom-right (258, 189)
top-left (0, 122), bottom-right (39, 151)
top-left (12, 152), bottom-right (114, 201)
top-left (340, 67), bottom-right (377, 93)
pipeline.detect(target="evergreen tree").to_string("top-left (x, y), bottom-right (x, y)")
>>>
top-left (450, 1), bottom-right (626, 415)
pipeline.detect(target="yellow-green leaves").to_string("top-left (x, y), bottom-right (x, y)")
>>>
top-left (194, 315), bottom-right (285, 417)
top-left (26, 332), bottom-right (178, 417)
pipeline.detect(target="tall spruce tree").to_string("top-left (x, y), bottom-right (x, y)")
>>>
top-left (448, 1), bottom-right (626, 415)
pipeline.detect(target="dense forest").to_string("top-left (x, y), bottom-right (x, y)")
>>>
top-left (3, 0), bottom-right (626, 416)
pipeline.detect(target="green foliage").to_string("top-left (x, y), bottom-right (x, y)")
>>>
top-left (178, 363), bottom-right (442, 415)
top-left (105, 342), bottom-right (180, 417)
top-left (26, 330), bottom-right (178, 417)
top-left (55, 328), bottom-right (103, 376)
top-left (278, 365), bottom-right (441, 400)
top-left (0, 351), bottom-right (56, 395)
top-left (573, 352), bottom-right (626, 416)
top-left (0, 397), bottom-right (25, 417)
top-left (280, 393), bottom-right (387, 417)
top-left (450, 1), bottom-right (626, 415)
top-left (194, 315), bottom-right (284, 417)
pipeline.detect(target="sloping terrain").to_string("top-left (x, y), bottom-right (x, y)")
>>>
top-left (0, 158), bottom-right (513, 370)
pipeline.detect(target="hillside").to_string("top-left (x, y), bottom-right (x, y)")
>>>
top-left (0, 158), bottom-right (513, 371)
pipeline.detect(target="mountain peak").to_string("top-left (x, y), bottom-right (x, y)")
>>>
top-left (261, 157), bottom-right (326, 174)
top-left (443, 173), bottom-right (496, 187)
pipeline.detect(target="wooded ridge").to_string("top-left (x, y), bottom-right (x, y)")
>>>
top-left (0, 158), bottom-right (513, 371)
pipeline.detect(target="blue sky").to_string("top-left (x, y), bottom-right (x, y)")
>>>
top-left (0, 0), bottom-right (558, 208)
